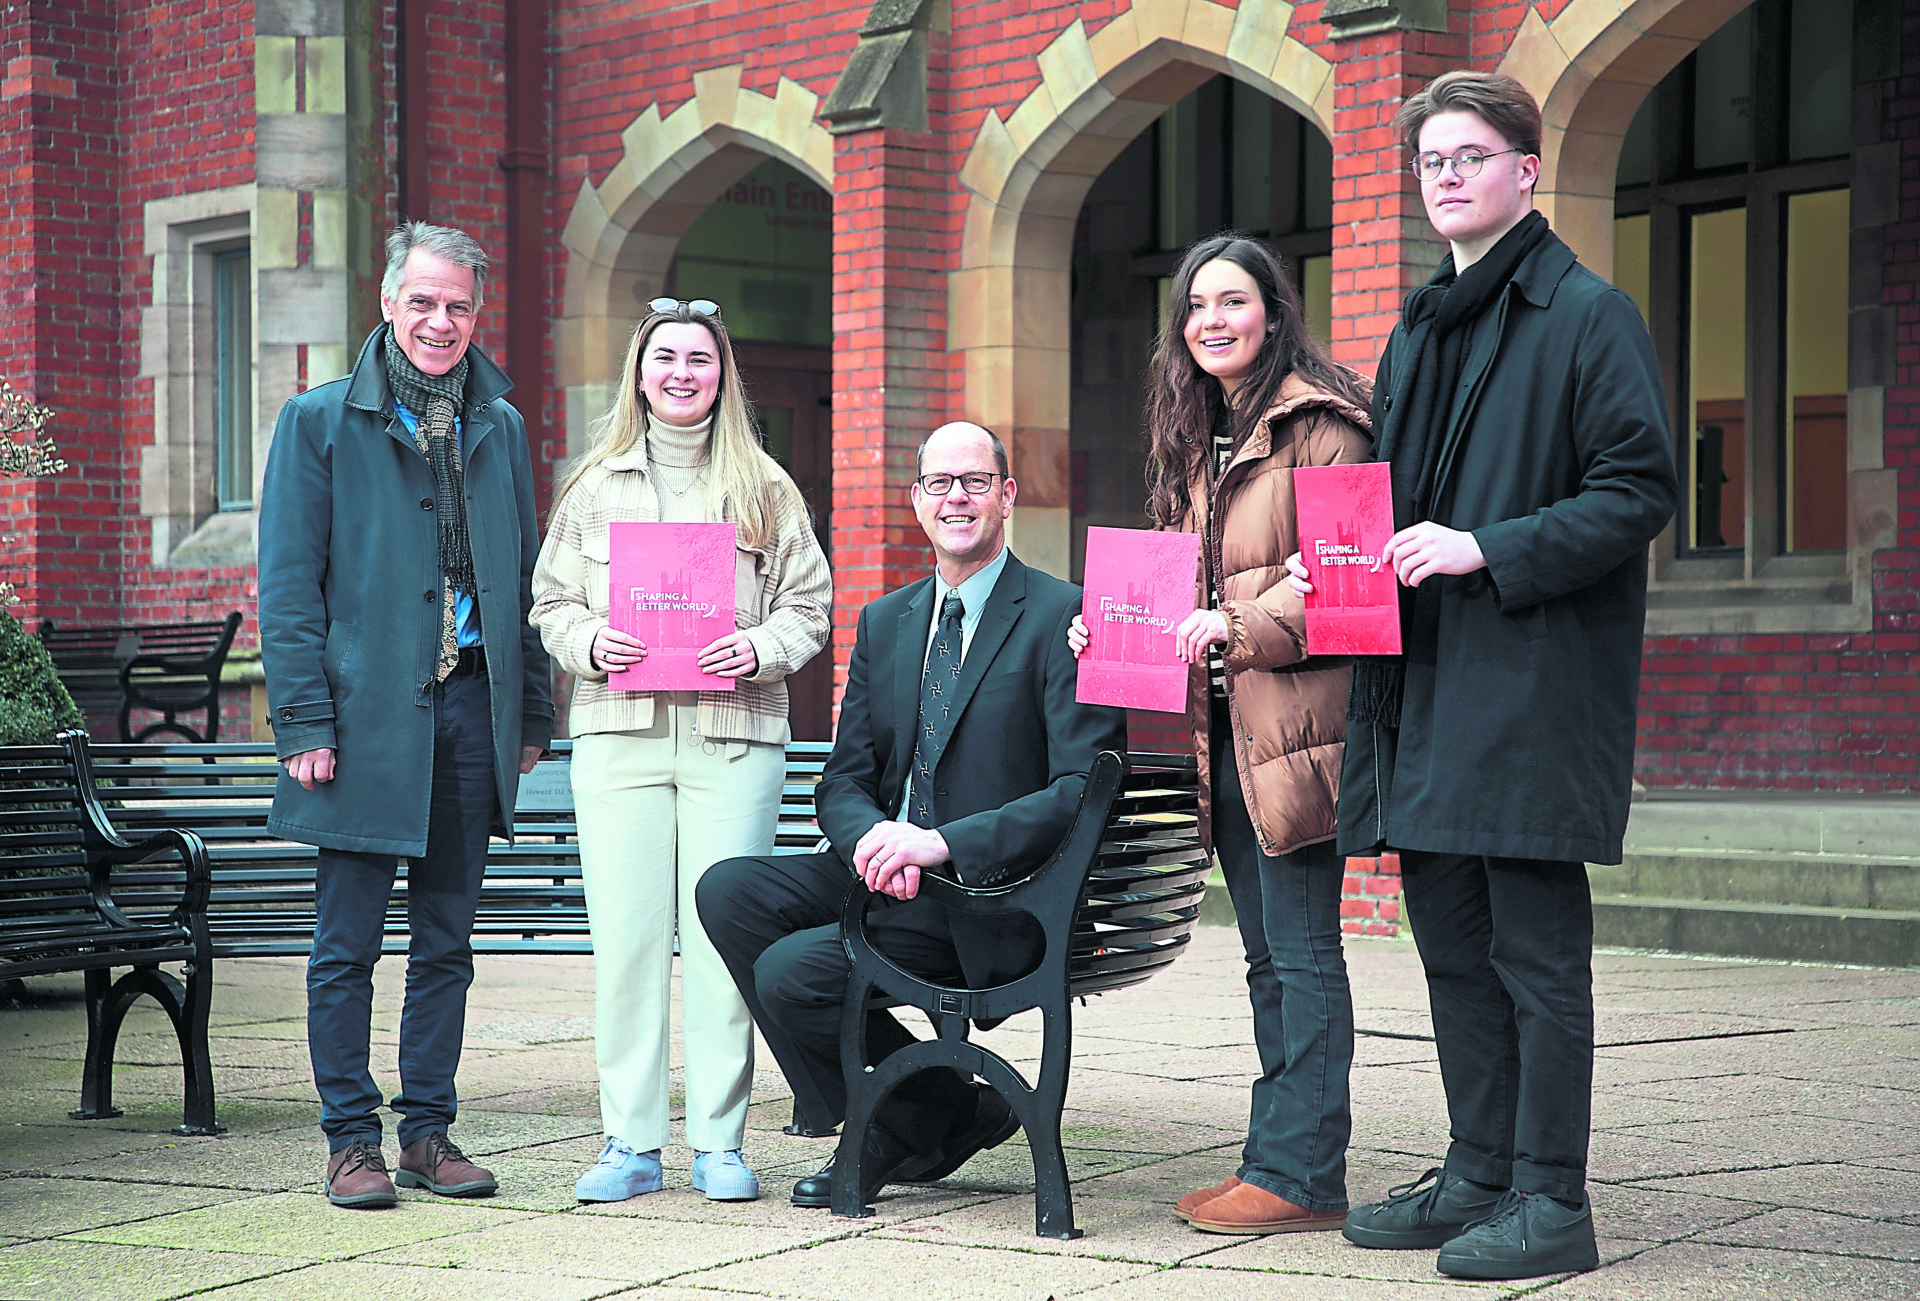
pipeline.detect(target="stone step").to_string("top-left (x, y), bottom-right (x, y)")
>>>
top-left (1592, 894), bottom-right (1920, 968)
top-left (1589, 849), bottom-right (1920, 911)
top-left (1626, 794), bottom-right (1920, 857)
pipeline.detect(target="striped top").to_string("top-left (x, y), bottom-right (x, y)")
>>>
top-left (1208, 418), bottom-right (1235, 698)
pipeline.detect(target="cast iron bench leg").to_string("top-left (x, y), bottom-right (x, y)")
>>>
top-left (72, 968), bottom-right (126, 1121)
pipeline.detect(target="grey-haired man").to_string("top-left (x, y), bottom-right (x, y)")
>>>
top-left (259, 223), bottom-right (553, 1207)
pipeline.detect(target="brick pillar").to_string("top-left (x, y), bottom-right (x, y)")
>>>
top-left (1323, 25), bottom-right (1465, 935)
top-left (1327, 32), bottom-right (1454, 379)
top-left (827, 126), bottom-right (949, 701)
top-left (0, 0), bottom-right (122, 625)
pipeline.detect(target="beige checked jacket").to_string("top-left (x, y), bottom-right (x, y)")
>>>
top-left (529, 446), bottom-right (832, 744)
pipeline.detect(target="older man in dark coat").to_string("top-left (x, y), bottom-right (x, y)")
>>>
top-left (1299, 74), bottom-right (1677, 1280)
top-left (259, 222), bottom-right (552, 1209)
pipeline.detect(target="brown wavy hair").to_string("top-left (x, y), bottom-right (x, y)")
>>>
top-left (1144, 232), bottom-right (1368, 528)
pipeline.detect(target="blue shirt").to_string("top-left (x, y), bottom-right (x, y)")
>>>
top-left (394, 402), bottom-right (482, 648)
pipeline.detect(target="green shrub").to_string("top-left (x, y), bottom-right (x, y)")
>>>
top-left (0, 609), bottom-right (81, 747)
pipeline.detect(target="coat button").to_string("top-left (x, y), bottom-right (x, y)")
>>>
top-left (279, 708), bottom-right (294, 721)
top-left (421, 497), bottom-right (433, 510)
top-left (424, 590), bottom-right (436, 601)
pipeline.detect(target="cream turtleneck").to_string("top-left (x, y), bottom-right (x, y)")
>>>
top-left (645, 412), bottom-right (714, 523)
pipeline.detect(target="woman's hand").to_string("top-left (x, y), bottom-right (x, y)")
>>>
top-left (1383, 522), bottom-right (1485, 587)
top-left (590, 626), bottom-right (647, 671)
top-left (1173, 607), bottom-right (1230, 665)
top-left (698, 630), bottom-right (759, 678)
top-left (1067, 614), bottom-right (1090, 657)
top-left (1284, 551), bottom-right (1314, 598)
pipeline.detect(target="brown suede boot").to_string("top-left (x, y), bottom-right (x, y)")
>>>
top-left (326, 1139), bottom-right (398, 1209)
top-left (1187, 1182), bottom-right (1347, 1235)
top-left (396, 1131), bottom-right (498, 1197)
top-left (1173, 1175), bottom-right (1242, 1223)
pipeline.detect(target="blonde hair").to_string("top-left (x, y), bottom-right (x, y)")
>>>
top-left (553, 306), bottom-right (796, 550)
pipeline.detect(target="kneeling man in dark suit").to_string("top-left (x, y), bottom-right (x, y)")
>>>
top-left (697, 420), bottom-right (1126, 1208)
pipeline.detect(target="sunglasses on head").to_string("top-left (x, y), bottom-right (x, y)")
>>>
top-left (649, 297), bottom-right (721, 318)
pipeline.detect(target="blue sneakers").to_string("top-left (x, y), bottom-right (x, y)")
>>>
top-left (574, 1138), bottom-right (663, 1203)
top-left (692, 1149), bottom-right (761, 1202)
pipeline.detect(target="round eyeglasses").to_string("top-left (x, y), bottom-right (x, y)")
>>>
top-left (1409, 148), bottom-right (1521, 182)
top-left (648, 297), bottom-right (721, 318)
top-left (916, 472), bottom-right (1003, 497)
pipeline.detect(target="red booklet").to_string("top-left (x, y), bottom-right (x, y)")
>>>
top-left (1293, 462), bottom-right (1402, 656)
top-left (607, 520), bottom-right (738, 692)
top-left (1076, 526), bottom-right (1199, 714)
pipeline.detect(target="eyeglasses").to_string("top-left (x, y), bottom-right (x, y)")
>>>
top-left (1409, 148), bottom-right (1521, 182)
top-left (916, 471), bottom-right (1004, 497)
top-left (648, 297), bottom-right (722, 318)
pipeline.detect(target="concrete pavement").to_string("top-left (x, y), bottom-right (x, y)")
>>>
top-left (1, 927), bottom-right (1916, 1299)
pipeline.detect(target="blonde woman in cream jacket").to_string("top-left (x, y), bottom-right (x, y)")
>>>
top-left (531, 299), bottom-right (830, 1204)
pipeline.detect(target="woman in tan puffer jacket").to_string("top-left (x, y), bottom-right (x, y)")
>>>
top-left (1074, 233), bottom-right (1371, 1235)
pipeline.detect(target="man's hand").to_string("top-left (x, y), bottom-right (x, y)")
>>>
top-left (1067, 613), bottom-right (1090, 657)
top-left (1173, 607), bottom-right (1231, 665)
top-left (852, 820), bottom-right (951, 901)
top-left (520, 745), bottom-right (543, 775)
top-left (697, 630), bottom-right (759, 678)
top-left (1382, 522), bottom-right (1486, 587)
top-left (284, 747), bottom-right (336, 790)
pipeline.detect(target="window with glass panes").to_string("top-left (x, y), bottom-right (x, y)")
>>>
top-left (1611, 0), bottom-right (1852, 557)
top-left (213, 246), bottom-right (253, 512)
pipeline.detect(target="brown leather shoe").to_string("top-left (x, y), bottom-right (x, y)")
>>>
top-left (326, 1139), bottom-right (398, 1209)
top-left (1188, 1181), bottom-right (1347, 1235)
top-left (1173, 1174), bottom-right (1242, 1223)
top-left (395, 1131), bottom-right (498, 1197)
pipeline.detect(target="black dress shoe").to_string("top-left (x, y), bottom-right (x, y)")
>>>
top-left (790, 1125), bottom-right (921, 1208)
top-left (896, 1088), bottom-right (1021, 1184)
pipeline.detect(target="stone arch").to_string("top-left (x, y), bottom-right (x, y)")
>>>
top-left (950, 0), bottom-right (1335, 576)
top-left (1499, 0), bottom-right (1755, 280)
top-left (555, 65), bottom-right (835, 454)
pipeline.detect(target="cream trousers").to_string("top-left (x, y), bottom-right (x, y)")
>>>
top-left (570, 694), bottom-right (785, 1153)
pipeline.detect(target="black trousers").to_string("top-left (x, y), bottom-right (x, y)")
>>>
top-left (1398, 850), bottom-right (1594, 1202)
top-left (695, 849), bottom-right (976, 1154)
top-left (307, 669), bottom-right (495, 1152)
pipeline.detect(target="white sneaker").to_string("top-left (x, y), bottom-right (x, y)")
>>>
top-left (574, 1137), bottom-right (663, 1202)
top-left (691, 1148), bottom-right (760, 1201)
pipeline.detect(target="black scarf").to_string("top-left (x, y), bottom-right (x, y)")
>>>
top-left (383, 327), bottom-right (476, 595)
top-left (1348, 210), bottom-right (1552, 727)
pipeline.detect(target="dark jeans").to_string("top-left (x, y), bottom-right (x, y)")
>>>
top-left (1398, 849), bottom-right (1594, 1201)
top-left (1212, 719), bottom-right (1353, 1212)
top-left (307, 669), bottom-right (496, 1153)
top-left (695, 849), bottom-right (976, 1155)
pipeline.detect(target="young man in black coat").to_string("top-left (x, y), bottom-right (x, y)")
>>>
top-left (696, 421), bottom-right (1126, 1210)
top-left (1291, 72), bottom-right (1677, 1279)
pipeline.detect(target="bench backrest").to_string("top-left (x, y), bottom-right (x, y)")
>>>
top-left (81, 737), bottom-right (1204, 988)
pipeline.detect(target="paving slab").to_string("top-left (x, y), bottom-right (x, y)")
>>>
top-left (868, 1190), bottom-right (1254, 1264)
top-left (672, 1234), bottom-right (1156, 1299)
top-left (1635, 1161), bottom-right (1920, 1220)
top-left (0, 1239), bottom-right (297, 1301)
top-left (1695, 1206), bottom-right (1920, 1261)
top-left (40, 1127), bottom-right (329, 1191)
top-left (0, 1121), bottom-right (184, 1173)
top-left (365, 1205), bottom-right (836, 1282)
top-left (1523, 1241), bottom-right (1920, 1298)
top-left (64, 1189), bottom-right (538, 1259)
top-left (0, 1176), bottom-right (255, 1240)
top-left (179, 1259), bottom-right (628, 1300)
top-left (1073, 1271), bottom-right (1505, 1299)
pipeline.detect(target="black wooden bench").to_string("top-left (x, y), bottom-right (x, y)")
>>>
top-left (834, 749), bottom-right (1208, 1239)
top-left (82, 738), bottom-right (834, 957)
top-left (38, 612), bottom-right (243, 744)
top-left (0, 732), bottom-right (220, 1135)
top-left (79, 736), bottom-right (1206, 1220)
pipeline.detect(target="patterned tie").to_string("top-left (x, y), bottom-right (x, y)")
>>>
top-left (908, 592), bottom-right (965, 828)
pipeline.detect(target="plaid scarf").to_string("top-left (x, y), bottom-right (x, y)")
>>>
top-left (383, 327), bottom-right (475, 681)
